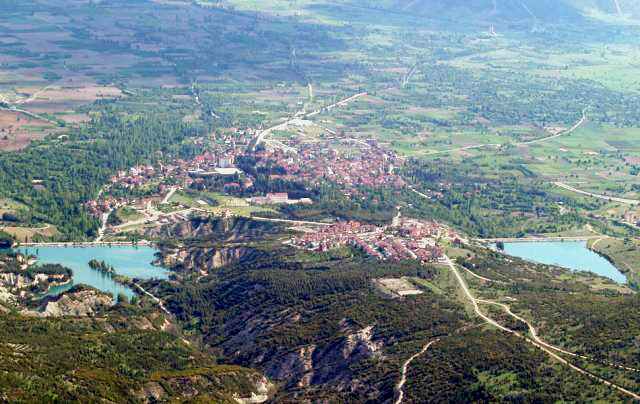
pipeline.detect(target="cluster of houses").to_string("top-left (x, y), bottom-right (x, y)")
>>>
top-left (108, 149), bottom-right (245, 190)
top-left (85, 198), bottom-right (128, 215)
top-left (87, 139), bottom-right (249, 215)
top-left (255, 140), bottom-right (405, 194)
top-left (289, 218), bottom-right (465, 264)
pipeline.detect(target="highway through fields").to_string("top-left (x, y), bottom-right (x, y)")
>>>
top-left (251, 91), bottom-right (368, 151)
top-left (554, 182), bottom-right (640, 205)
top-left (517, 107), bottom-right (588, 146)
top-left (421, 107), bottom-right (587, 156)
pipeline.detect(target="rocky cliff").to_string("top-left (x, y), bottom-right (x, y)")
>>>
top-left (152, 216), bottom-right (278, 273)
top-left (134, 369), bottom-right (273, 404)
top-left (158, 245), bottom-right (263, 274)
top-left (147, 216), bottom-right (280, 243)
top-left (21, 285), bottom-right (112, 317)
top-left (0, 272), bottom-right (69, 290)
top-left (218, 309), bottom-right (391, 401)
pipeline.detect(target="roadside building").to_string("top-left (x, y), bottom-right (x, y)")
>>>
top-left (624, 211), bottom-right (639, 224)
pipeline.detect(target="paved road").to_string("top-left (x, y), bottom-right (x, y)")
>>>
top-left (421, 108), bottom-right (587, 156)
top-left (0, 105), bottom-right (59, 125)
top-left (307, 92), bottom-right (367, 118)
top-left (395, 339), bottom-right (439, 404)
top-left (251, 92), bottom-right (367, 151)
top-left (21, 241), bottom-right (151, 247)
top-left (554, 182), bottom-right (640, 205)
top-left (518, 108), bottom-right (588, 146)
top-left (251, 216), bottom-right (333, 227)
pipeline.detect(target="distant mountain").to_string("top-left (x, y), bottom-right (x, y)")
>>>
top-left (567, 0), bottom-right (640, 17)
top-left (392, 0), bottom-right (581, 21)
top-left (348, 0), bottom-right (639, 23)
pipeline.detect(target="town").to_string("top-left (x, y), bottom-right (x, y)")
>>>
top-left (255, 137), bottom-right (406, 194)
top-left (83, 124), bottom-right (410, 240)
top-left (288, 216), bottom-right (466, 263)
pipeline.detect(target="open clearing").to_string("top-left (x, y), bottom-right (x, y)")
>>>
top-left (1, 224), bottom-right (59, 243)
top-left (376, 277), bottom-right (424, 296)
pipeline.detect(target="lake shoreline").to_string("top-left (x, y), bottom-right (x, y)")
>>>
top-left (499, 240), bottom-right (627, 284)
top-left (588, 243), bottom-right (639, 288)
top-left (19, 245), bottom-right (169, 302)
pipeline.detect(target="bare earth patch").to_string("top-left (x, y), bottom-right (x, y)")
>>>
top-left (0, 111), bottom-right (58, 151)
top-left (376, 277), bottom-right (424, 297)
top-left (22, 85), bottom-right (122, 117)
top-left (2, 224), bottom-right (59, 243)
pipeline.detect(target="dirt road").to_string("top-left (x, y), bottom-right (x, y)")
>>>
top-left (133, 283), bottom-right (171, 315)
top-left (161, 186), bottom-right (178, 204)
top-left (395, 339), bottom-right (439, 404)
top-left (444, 255), bottom-right (640, 400)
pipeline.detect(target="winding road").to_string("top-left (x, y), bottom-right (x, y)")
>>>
top-left (422, 108), bottom-right (587, 157)
top-left (517, 107), bottom-right (588, 146)
top-left (443, 255), bottom-right (640, 400)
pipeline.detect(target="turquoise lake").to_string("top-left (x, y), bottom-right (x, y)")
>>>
top-left (19, 246), bottom-right (169, 302)
top-left (502, 241), bottom-right (626, 283)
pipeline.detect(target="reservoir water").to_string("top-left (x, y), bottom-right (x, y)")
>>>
top-left (502, 241), bottom-right (626, 283)
top-left (19, 245), bottom-right (169, 302)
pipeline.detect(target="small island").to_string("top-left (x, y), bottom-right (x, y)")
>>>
top-left (88, 259), bottom-right (116, 274)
